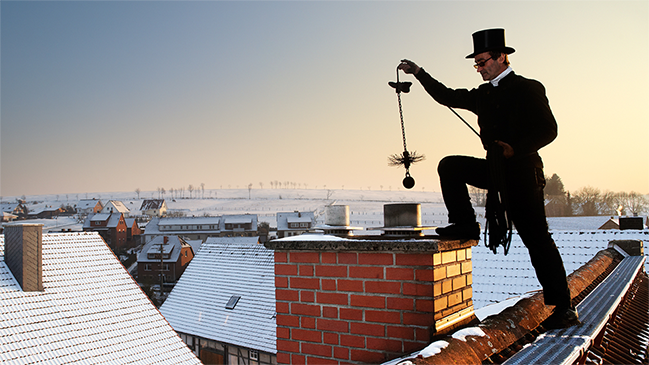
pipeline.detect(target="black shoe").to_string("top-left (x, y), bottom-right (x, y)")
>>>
top-left (542, 307), bottom-right (580, 330)
top-left (435, 223), bottom-right (480, 240)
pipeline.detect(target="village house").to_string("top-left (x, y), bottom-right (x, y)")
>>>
top-left (276, 211), bottom-right (316, 238)
top-left (76, 198), bottom-right (103, 215)
top-left (0, 223), bottom-right (200, 364)
top-left (125, 217), bottom-right (143, 246)
top-left (140, 199), bottom-right (168, 217)
top-left (143, 214), bottom-right (259, 243)
top-left (136, 235), bottom-right (195, 285)
top-left (160, 236), bottom-right (276, 365)
top-left (0, 202), bottom-right (28, 219)
top-left (82, 212), bottom-right (129, 251)
top-left (100, 199), bottom-right (130, 217)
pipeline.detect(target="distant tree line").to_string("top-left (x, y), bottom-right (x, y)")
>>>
top-left (544, 174), bottom-right (648, 217)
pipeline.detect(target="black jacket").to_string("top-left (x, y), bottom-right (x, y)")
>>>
top-left (415, 69), bottom-right (557, 167)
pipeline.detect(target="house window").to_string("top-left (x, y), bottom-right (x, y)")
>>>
top-left (144, 264), bottom-right (152, 271)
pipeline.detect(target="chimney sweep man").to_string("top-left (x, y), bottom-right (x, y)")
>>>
top-left (398, 28), bottom-right (578, 329)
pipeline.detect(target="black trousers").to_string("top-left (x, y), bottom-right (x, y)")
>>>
top-left (438, 155), bottom-right (572, 308)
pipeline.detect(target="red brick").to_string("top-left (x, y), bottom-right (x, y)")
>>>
top-left (403, 282), bottom-right (433, 297)
top-left (339, 308), bottom-right (363, 321)
top-left (415, 299), bottom-right (434, 312)
top-left (277, 326), bottom-right (290, 339)
top-left (290, 354), bottom-right (305, 364)
top-left (306, 356), bottom-right (337, 365)
top-left (365, 281), bottom-right (401, 294)
top-left (338, 252), bottom-right (357, 264)
top-left (277, 339), bottom-right (300, 352)
top-left (301, 343), bottom-right (332, 357)
top-left (323, 332), bottom-right (339, 345)
top-left (340, 334), bottom-right (365, 348)
top-left (275, 252), bottom-right (288, 263)
top-left (277, 352), bottom-right (290, 364)
top-left (317, 318), bottom-right (349, 333)
top-left (277, 302), bottom-right (289, 314)
top-left (291, 277), bottom-right (320, 290)
top-left (395, 253), bottom-right (433, 266)
top-left (350, 349), bottom-right (386, 363)
top-left (299, 265), bottom-right (314, 276)
top-left (315, 265), bottom-right (348, 277)
top-left (386, 267), bottom-right (414, 280)
top-left (276, 289), bottom-right (299, 301)
top-left (333, 346), bottom-right (350, 360)
top-left (337, 279), bottom-right (363, 292)
top-left (350, 322), bottom-right (385, 336)
top-left (301, 316), bottom-right (316, 329)
top-left (387, 297), bottom-right (413, 311)
top-left (322, 306), bottom-right (338, 319)
top-left (275, 263), bottom-right (298, 275)
top-left (276, 276), bottom-right (288, 288)
top-left (403, 312), bottom-right (434, 326)
top-left (415, 327), bottom-right (431, 342)
top-left (300, 290), bottom-right (315, 303)
top-left (359, 252), bottom-right (393, 265)
top-left (415, 268), bottom-right (434, 281)
top-left (365, 310), bottom-right (401, 324)
top-left (291, 252), bottom-right (320, 263)
top-left (276, 314), bottom-right (299, 327)
top-left (291, 303), bottom-right (321, 316)
top-left (349, 266), bottom-right (383, 279)
top-left (322, 279), bottom-right (336, 291)
top-left (367, 337), bottom-right (402, 352)
top-left (321, 252), bottom-right (337, 264)
top-left (350, 294), bottom-right (385, 308)
top-left (316, 292), bottom-right (348, 305)
top-left (387, 325), bottom-right (414, 340)
top-left (293, 328), bottom-right (322, 343)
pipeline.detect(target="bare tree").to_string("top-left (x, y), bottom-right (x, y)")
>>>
top-left (135, 188), bottom-right (141, 200)
top-left (188, 185), bottom-right (194, 198)
top-left (201, 183), bottom-right (205, 199)
top-left (248, 183), bottom-right (253, 199)
top-left (572, 186), bottom-right (602, 216)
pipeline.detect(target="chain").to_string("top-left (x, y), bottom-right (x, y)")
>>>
top-left (397, 91), bottom-right (408, 152)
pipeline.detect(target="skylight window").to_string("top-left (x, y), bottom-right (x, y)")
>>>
top-left (225, 295), bottom-right (241, 310)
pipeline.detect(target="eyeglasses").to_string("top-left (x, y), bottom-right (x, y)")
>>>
top-left (473, 57), bottom-right (492, 69)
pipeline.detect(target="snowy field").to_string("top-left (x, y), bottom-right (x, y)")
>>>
top-left (2, 187), bottom-right (638, 233)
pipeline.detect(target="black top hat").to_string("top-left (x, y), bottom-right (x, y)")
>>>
top-left (466, 28), bottom-right (515, 59)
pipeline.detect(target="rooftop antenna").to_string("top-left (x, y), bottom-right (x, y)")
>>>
top-left (388, 66), bottom-right (425, 189)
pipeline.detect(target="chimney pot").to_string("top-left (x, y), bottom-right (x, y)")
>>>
top-left (325, 205), bottom-right (350, 226)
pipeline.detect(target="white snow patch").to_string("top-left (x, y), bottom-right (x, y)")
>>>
top-left (474, 291), bottom-right (537, 321)
top-left (418, 340), bottom-right (450, 357)
top-left (452, 326), bottom-right (486, 341)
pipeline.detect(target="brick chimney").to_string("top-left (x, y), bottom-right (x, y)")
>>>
top-left (3, 224), bottom-right (44, 292)
top-left (265, 205), bottom-right (477, 364)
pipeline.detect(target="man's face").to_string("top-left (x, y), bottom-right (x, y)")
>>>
top-left (474, 52), bottom-right (505, 81)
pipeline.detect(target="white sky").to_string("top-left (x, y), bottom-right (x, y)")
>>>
top-left (1, 1), bottom-right (647, 197)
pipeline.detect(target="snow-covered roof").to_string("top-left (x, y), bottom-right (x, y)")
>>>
top-left (0, 231), bottom-right (199, 364)
top-left (224, 216), bottom-right (253, 224)
top-left (160, 236), bottom-right (276, 354)
top-left (102, 200), bottom-right (130, 214)
top-left (138, 236), bottom-right (184, 263)
top-left (276, 211), bottom-right (315, 230)
top-left (472, 229), bottom-right (649, 309)
top-left (140, 199), bottom-right (165, 211)
top-left (76, 199), bottom-right (101, 209)
top-left (89, 213), bottom-right (111, 222)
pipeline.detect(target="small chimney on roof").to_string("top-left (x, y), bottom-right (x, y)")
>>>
top-left (4, 224), bottom-right (44, 291)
